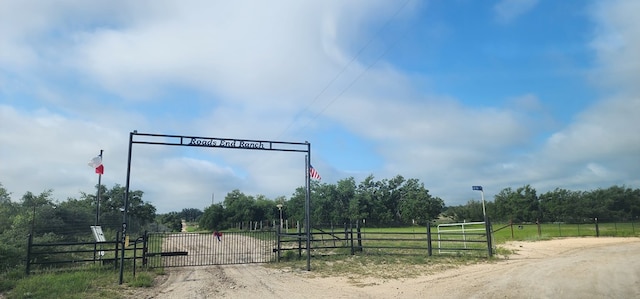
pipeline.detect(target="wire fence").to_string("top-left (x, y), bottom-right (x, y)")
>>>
top-left (493, 220), bottom-right (640, 242)
top-left (276, 221), bottom-right (494, 260)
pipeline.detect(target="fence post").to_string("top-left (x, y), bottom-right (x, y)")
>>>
top-left (276, 226), bottom-right (281, 262)
top-left (25, 234), bottom-right (33, 275)
top-left (510, 219), bottom-right (514, 239)
top-left (142, 231), bottom-right (148, 267)
top-left (427, 222), bottom-right (432, 256)
top-left (297, 225), bottom-right (302, 258)
top-left (485, 218), bottom-right (493, 257)
top-left (595, 218), bottom-right (600, 237)
top-left (356, 221), bottom-right (362, 252)
top-left (93, 241), bottom-right (98, 264)
top-left (558, 222), bottom-right (562, 237)
top-left (350, 222), bottom-right (355, 255)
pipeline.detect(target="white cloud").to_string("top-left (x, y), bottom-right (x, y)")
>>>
top-left (61, 1), bottom-right (405, 104)
top-left (590, 0), bottom-right (640, 95)
top-left (494, 0), bottom-right (539, 24)
top-left (542, 96), bottom-right (640, 165)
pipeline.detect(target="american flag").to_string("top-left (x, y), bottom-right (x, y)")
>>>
top-left (309, 165), bottom-right (321, 180)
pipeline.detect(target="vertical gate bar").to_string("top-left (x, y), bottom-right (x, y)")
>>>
top-left (195, 233), bottom-right (198, 266)
top-left (215, 231), bottom-right (217, 265)
top-left (201, 233), bottom-right (204, 265)
top-left (277, 227), bottom-right (281, 262)
top-left (180, 234), bottom-right (183, 267)
top-left (235, 231), bottom-right (238, 264)
top-left (221, 232), bottom-right (224, 265)
top-left (236, 232), bottom-right (239, 264)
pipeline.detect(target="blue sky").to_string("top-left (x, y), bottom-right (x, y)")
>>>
top-left (1, 0), bottom-right (639, 213)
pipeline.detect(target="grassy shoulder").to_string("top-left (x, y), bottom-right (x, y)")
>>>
top-left (0, 265), bottom-right (161, 299)
top-left (266, 248), bottom-right (502, 282)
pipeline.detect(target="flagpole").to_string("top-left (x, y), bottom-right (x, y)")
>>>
top-left (304, 148), bottom-right (311, 271)
top-left (95, 150), bottom-right (103, 226)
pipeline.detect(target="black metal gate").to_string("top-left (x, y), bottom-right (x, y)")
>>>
top-left (145, 231), bottom-right (277, 268)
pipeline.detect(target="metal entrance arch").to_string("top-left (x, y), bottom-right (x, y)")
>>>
top-left (119, 131), bottom-right (313, 284)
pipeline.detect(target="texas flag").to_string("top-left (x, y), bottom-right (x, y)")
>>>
top-left (88, 156), bottom-right (104, 175)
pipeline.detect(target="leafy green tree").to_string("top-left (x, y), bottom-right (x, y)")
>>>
top-left (583, 188), bottom-right (613, 221)
top-left (398, 179), bottom-right (444, 225)
top-left (351, 175), bottom-right (377, 222)
top-left (0, 183), bottom-right (21, 272)
top-left (539, 188), bottom-right (584, 222)
top-left (253, 194), bottom-right (276, 224)
top-left (334, 177), bottom-right (356, 222)
top-left (287, 186), bottom-right (307, 225)
top-left (493, 185), bottom-right (540, 222)
top-left (602, 185), bottom-right (640, 220)
top-left (444, 199), bottom-right (486, 222)
top-left (0, 183), bottom-right (17, 234)
top-left (84, 184), bottom-right (156, 233)
top-left (180, 208), bottom-right (203, 222)
top-left (369, 175), bottom-right (405, 226)
top-left (310, 182), bottom-right (336, 225)
top-left (158, 212), bottom-right (183, 232)
top-left (223, 189), bottom-right (256, 228)
top-left (199, 204), bottom-right (226, 230)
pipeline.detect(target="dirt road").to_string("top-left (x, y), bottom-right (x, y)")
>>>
top-left (128, 237), bottom-right (640, 298)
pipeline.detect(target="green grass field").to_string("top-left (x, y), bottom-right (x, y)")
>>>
top-left (492, 222), bottom-right (640, 243)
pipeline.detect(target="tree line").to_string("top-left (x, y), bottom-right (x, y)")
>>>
top-left (199, 175), bottom-right (445, 230)
top-left (2, 179), bottom-right (639, 272)
top-left (0, 183), bottom-right (156, 272)
top-left (445, 184), bottom-right (640, 223)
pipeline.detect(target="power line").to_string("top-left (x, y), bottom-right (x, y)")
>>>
top-left (276, 0), bottom-right (414, 139)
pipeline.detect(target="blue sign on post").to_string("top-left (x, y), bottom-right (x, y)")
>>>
top-left (472, 186), bottom-right (483, 191)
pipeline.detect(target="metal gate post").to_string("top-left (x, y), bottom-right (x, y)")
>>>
top-left (427, 223), bottom-right (432, 256)
top-left (485, 218), bottom-right (493, 257)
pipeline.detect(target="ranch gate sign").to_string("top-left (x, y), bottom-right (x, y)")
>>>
top-left (118, 131), bottom-right (315, 284)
